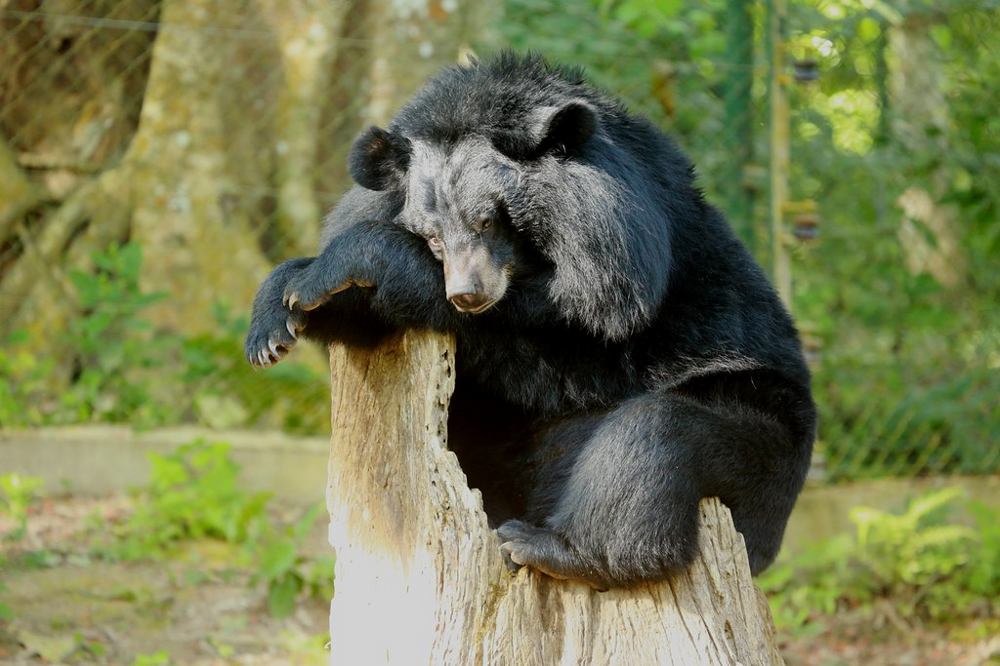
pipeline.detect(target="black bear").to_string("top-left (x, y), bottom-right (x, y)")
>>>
top-left (245, 52), bottom-right (816, 589)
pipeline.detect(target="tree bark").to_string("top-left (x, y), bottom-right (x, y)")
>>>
top-left (326, 330), bottom-right (785, 666)
top-left (0, 0), bottom-right (157, 352)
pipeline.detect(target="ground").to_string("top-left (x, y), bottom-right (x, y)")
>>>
top-left (1, 494), bottom-right (997, 665)
top-left (0, 495), bottom-right (330, 665)
top-left (778, 615), bottom-right (1000, 666)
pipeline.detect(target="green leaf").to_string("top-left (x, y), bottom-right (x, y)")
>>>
top-left (911, 524), bottom-right (978, 550)
top-left (905, 487), bottom-right (965, 524)
top-left (129, 650), bottom-right (171, 666)
top-left (259, 539), bottom-right (298, 580)
top-left (293, 502), bottom-right (325, 542)
top-left (267, 573), bottom-right (302, 618)
top-left (848, 506), bottom-right (890, 547)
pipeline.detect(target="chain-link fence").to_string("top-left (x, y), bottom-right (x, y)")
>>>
top-left (1, 1), bottom-right (996, 482)
top-left (782, 1), bottom-right (1000, 481)
top-left (0, 0), bottom-right (493, 434)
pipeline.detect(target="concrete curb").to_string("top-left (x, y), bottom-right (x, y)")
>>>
top-left (0, 425), bottom-right (330, 506)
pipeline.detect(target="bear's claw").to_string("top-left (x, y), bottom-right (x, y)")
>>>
top-left (283, 273), bottom-right (366, 313)
top-left (246, 309), bottom-right (306, 369)
top-left (283, 285), bottom-right (329, 312)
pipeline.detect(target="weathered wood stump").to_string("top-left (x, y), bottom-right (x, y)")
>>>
top-left (326, 329), bottom-right (784, 665)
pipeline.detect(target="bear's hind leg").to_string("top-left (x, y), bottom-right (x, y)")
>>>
top-left (501, 389), bottom-right (804, 588)
top-left (499, 394), bottom-right (705, 588)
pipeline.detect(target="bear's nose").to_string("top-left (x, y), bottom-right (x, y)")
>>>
top-left (449, 291), bottom-right (489, 312)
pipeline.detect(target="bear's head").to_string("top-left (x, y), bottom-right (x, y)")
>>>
top-left (344, 53), bottom-right (679, 341)
top-left (348, 100), bottom-right (597, 315)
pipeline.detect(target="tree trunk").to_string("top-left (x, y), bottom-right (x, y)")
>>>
top-left (326, 330), bottom-right (785, 666)
top-left (0, 0), bottom-right (158, 354)
top-left (0, 0), bottom-right (496, 355)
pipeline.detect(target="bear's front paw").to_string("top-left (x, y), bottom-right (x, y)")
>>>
top-left (245, 306), bottom-right (307, 368)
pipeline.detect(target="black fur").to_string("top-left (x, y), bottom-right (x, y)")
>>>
top-left (245, 52), bottom-right (817, 589)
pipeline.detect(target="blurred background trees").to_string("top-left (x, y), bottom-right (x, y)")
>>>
top-left (0, 0), bottom-right (997, 478)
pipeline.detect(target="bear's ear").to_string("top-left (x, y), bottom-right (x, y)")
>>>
top-left (494, 100), bottom-right (598, 160)
top-left (533, 100), bottom-right (598, 156)
top-left (348, 126), bottom-right (412, 191)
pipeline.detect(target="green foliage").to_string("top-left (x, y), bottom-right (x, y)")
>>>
top-left (129, 651), bottom-right (172, 666)
top-left (0, 242), bottom-right (329, 434)
top-left (0, 472), bottom-right (45, 542)
top-left (94, 440), bottom-right (334, 617)
top-left (816, 361), bottom-right (1000, 480)
top-left (963, 500), bottom-right (1000, 601)
top-left (849, 487), bottom-right (979, 619)
top-left (758, 534), bottom-right (862, 633)
top-left (253, 502), bottom-right (336, 618)
top-left (0, 332), bottom-right (54, 427)
top-left (760, 487), bottom-right (1000, 632)
top-left (0, 553), bottom-right (10, 621)
top-left (63, 242), bottom-right (176, 426)
top-left (785, 4), bottom-right (1000, 480)
top-left (0, 242), bottom-right (175, 428)
top-left (98, 441), bottom-right (271, 560)
top-left (850, 487), bottom-right (975, 586)
top-left (180, 303), bottom-right (330, 435)
top-left (493, 0), bottom-right (732, 153)
top-left (597, 0), bottom-right (727, 57)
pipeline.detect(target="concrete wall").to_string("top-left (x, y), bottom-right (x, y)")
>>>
top-left (783, 474), bottom-right (1000, 553)
top-left (3, 426), bottom-right (998, 551)
top-left (0, 426), bottom-right (330, 506)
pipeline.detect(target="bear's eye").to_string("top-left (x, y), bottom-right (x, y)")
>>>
top-left (477, 215), bottom-right (495, 233)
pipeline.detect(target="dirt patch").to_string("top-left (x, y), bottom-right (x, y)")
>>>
top-left (0, 496), bottom-right (330, 665)
top-left (776, 606), bottom-right (1000, 666)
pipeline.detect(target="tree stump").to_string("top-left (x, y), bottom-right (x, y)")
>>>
top-left (326, 329), bottom-right (785, 665)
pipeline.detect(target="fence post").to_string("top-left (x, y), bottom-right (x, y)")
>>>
top-left (766, 0), bottom-right (793, 308)
top-left (721, 0), bottom-right (758, 252)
